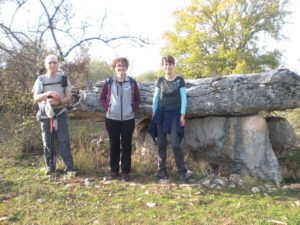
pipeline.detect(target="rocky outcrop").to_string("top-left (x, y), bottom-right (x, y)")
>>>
top-left (71, 69), bottom-right (300, 118)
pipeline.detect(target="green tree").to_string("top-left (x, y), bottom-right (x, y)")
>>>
top-left (0, 41), bottom-right (44, 115)
top-left (162, 0), bottom-right (290, 78)
top-left (135, 71), bottom-right (160, 82)
top-left (87, 60), bottom-right (112, 81)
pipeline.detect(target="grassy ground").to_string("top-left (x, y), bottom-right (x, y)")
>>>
top-left (1, 115), bottom-right (300, 224)
top-left (0, 157), bottom-right (300, 225)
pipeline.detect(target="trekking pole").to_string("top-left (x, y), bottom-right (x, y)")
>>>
top-left (101, 127), bottom-right (107, 144)
top-left (46, 97), bottom-right (57, 181)
top-left (49, 117), bottom-right (56, 181)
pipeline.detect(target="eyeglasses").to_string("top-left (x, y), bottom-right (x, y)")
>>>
top-left (115, 64), bottom-right (127, 68)
top-left (48, 61), bottom-right (58, 65)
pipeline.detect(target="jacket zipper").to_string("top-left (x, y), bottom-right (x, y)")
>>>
top-left (120, 82), bottom-right (123, 120)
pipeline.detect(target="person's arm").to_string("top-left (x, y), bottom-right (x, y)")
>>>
top-left (180, 87), bottom-right (187, 115)
top-left (34, 91), bottom-right (63, 103)
top-left (58, 79), bottom-right (72, 106)
top-left (180, 86), bottom-right (187, 126)
top-left (61, 92), bottom-right (72, 105)
top-left (32, 76), bottom-right (62, 105)
top-left (132, 79), bottom-right (140, 111)
top-left (34, 92), bottom-right (48, 103)
top-left (152, 87), bottom-right (160, 115)
top-left (100, 81), bottom-right (109, 111)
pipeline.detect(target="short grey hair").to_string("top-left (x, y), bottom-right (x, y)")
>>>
top-left (44, 54), bottom-right (58, 66)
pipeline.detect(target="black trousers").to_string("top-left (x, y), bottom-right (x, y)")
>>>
top-left (105, 118), bottom-right (135, 174)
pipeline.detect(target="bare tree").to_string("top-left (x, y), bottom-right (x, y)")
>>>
top-left (0, 0), bottom-right (148, 113)
top-left (0, 0), bottom-right (148, 65)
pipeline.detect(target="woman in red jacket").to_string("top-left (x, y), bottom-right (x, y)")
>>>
top-left (100, 57), bottom-right (140, 182)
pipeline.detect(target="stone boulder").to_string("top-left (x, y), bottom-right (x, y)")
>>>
top-left (266, 117), bottom-right (296, 157)
top-left (137, 114), bottom-right (282, 183)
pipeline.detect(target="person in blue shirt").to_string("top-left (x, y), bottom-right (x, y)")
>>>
top-left (150, 55), bottom-right (189, 183)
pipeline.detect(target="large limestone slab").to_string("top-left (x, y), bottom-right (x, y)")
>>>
top-left (70, 69), bottom-right (300, 118)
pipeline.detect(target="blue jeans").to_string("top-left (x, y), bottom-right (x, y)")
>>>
top-left (40, 112), bottom-right (74, 171)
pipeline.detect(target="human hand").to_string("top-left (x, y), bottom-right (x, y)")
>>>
top-left (180, 114), bottom-right (185, 127)
top-left (46, 91), bottom-right (61, 102)
top-left (46, 97), bottom-right (61, 106)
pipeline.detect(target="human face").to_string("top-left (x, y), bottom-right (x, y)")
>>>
top-left (45, 55), bottom-right (58, 76)
top-left (163, 62), bottom-right (174, 75)
top-left (114, 62), bottom-right (127, 78)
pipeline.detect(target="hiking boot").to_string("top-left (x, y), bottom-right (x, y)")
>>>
top-left (156, 170), bottom-right (169, 183)
top-left (121, 173), bottom-right (130, 182)
top-left (179, 173), bottom-right (190, 184)
top-left (45, 169), bottom-right (51, 176)
top-left (45, 167), bottom-right (55, 176)
top-left (65, 169), bottom-right (79, 177)
top-left (107, 171), bottom-right (118, 180)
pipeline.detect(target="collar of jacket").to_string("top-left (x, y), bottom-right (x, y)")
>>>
top-left (112, 74), bottom-right (130, 82)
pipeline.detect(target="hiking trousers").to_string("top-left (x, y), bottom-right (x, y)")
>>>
top-left (157, 115), bottom-right (187, 176)
top-left (40, 112), bottom-right (74, 171)
top-left (105, 118), bottom-right (135, 174)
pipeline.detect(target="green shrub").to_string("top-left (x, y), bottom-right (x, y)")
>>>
top-left (0, 114), bottom-right (42, 158)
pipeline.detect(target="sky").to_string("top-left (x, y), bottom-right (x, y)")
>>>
top-left (72, 0), bottom-right (190, 75)
top-left (270, 0), bottom-right (300, 74)
top-left (1, 0), bottom-right (300, 75)
top-left (75, 0), bottom-right (300, 75)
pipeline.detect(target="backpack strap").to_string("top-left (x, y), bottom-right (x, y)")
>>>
top-left (61, 75), bottom-right (68, 96)
top-left (61, 75), bottom-right (68, 87)
top-left (39, 75), bottom-right (46, 93)
top-left (39, 74), bottom-right (68, 96)
top-left (43, 81), bottom-right (62, 86)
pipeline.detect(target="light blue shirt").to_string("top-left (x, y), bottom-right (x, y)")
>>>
top-left (152, 87), bottom-right (187, 114)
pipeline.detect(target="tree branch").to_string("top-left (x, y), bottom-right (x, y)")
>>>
top-left (9, 0), bottom-right (27, 28)
top-left (39, 0), bottom-right (65, 57)
top-left (64, 35), bottom-right (149, 58)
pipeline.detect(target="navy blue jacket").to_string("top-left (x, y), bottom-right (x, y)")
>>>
top-left (147, 106), bottom-right (184, 143)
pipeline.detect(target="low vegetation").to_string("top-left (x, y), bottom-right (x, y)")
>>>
top-left (1, 115), bottom-right (300, 225)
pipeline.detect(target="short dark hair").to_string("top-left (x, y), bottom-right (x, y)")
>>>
top-left (161, 55), bottom-right (175, 65)
top-left (111, 57), bottom-right (129, 69)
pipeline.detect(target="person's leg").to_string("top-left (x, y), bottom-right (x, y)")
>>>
top-left (105, 118), bottom-right (121, 175)
top-left (56, 112), bottom-right (74, 172)
top-left (156, 124), bottom-right (168, 179)
top-left (170, 116), bottom-right (187, 177)
top-left (120, 119), bottom-right (135, 176)
top-left (40, 119), bottom-right (55, 173)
